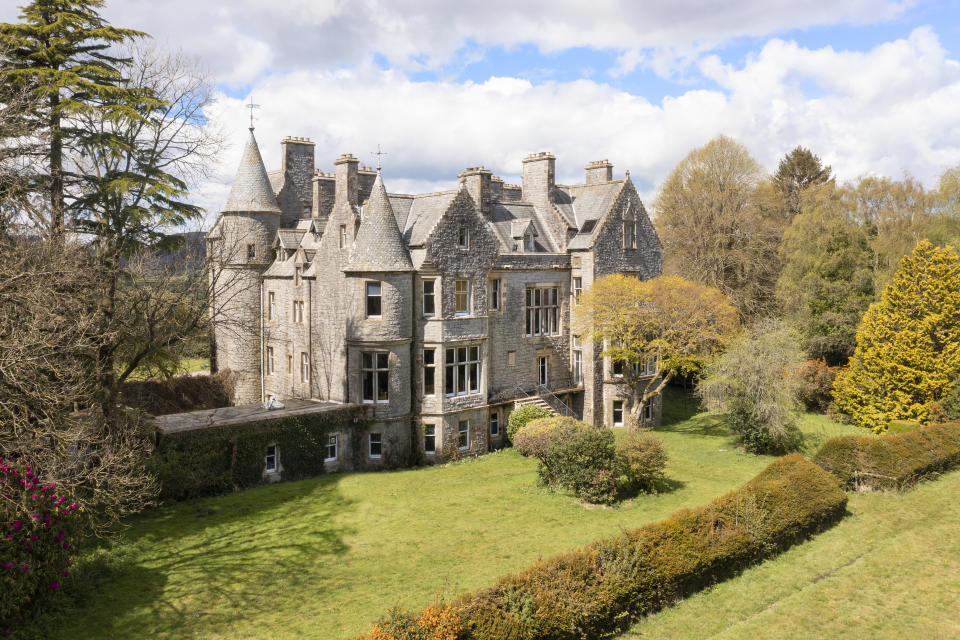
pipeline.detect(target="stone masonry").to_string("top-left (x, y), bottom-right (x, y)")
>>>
top-left (207, 127), bottom-right (663, 466)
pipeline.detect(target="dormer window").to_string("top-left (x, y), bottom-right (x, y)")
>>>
top-left (457, 227), bottom-right (469, 249)
top-left (247, 244), bottom-right (256, 259)
top-left (524, 232), bottom-right (535, 252)
top-left (294, 266), bottom-right (302, 287)
top-left (339, 224), bottom-right (347, 249)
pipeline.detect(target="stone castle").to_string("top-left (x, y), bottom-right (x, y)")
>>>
top-left (207, 127), bottom-right (663, 466)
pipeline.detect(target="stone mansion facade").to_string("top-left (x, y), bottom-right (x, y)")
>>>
top-left (207, 127), bottom-right (663, 466)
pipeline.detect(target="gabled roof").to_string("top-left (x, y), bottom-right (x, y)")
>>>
top-left (344, 173), bottom-right (414, 272)
top-left (274, 229), bottom-right (306, 249)
top-left (401, 190), bottom-right (459, 247)
top-left (489, 202), bottom-right (558, 253)
top-left (222, 129), bottom-right (282, 214)
top-left (510, 218), bottom-right (538, 239)
top-left (562, 180), bottom-right (627, 250)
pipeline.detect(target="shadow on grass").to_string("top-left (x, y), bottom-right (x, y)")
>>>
top-left (618, 476), bottom-right (686, 502)
top-left (25, 474), bottom-right (358, 640)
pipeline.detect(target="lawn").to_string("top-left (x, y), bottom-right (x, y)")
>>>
top-left (27, 389), bottom-right (859, 640)
top-left (621, 467), bottom-right (960, 640)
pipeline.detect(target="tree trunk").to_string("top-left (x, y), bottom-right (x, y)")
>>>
top-left (49, 91), bottom-right (63, 240)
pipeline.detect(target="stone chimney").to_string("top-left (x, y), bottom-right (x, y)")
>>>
top-left (585, 159), bottom-right (613, 184)
top-left (458, 166), bottom-right (493, 215)
top-left (334, 153), bottom-right (359, 207)
top-left (522, 152), bottom-right (555, 206)
top-left (281, 136), bottom-right (316, 205)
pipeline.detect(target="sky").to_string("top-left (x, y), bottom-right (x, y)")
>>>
top-left (4, 0), bottom-right (960, 228)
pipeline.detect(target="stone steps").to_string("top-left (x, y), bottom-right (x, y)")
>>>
top-left (513, 395), bottom-right (556, 415)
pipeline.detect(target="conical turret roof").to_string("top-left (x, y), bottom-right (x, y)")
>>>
top-left (345, 173), bottom-right (413, 272)
top-left (222, 129), bottom-right (282, 214)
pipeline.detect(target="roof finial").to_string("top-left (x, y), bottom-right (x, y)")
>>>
top-left (246, 96), bottom-right (261, 131)
top-left (372, 144), bottom-right (387, 173)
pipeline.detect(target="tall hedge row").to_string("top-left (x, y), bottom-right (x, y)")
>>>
top-left (150, 407), bottom-right (368, 501)
top-left (357, 454), bottom-right (847, 640)
top-left (813, 420), bottom-right (960, 490)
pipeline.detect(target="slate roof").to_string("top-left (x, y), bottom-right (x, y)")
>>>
top-left (489, 202), bottom-right (558, 252)
top-left (401, 190), bottom-right (459, 247)
top-left (561, 180), bottom-right (625, 250)
top-left (274, 229), bottom-right (306, 249)
top-left (345, 173), bottom-right (414, 272)
top-left (223, 129), bottom-right (282, 214)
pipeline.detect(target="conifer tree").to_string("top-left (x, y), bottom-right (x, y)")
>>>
top-left (0, 0), bottom-right (146, 238)
top-left (773, 146), bottom-right (832, 217)
top-left (833, 240), bottom-right (960, 432)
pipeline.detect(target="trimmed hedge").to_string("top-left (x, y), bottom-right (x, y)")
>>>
top-left (150, 406), bottom-right (368, 501)
top-left (120, 371), bottom-right (235, 416)
top-left (813, 420), bottom-right (960, 490)
top-left (357, 454), bottom-right (846, 640)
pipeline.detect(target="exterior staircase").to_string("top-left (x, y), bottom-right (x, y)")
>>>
top-left (513, 395), bottom-right (557, 415)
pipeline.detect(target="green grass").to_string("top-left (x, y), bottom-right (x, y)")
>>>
top-left (27, 389), bottom-right (863, 639)
top-left (123, 357), bottom-right (210, 382)
top-left (621, 467), bottom-right (960, 639)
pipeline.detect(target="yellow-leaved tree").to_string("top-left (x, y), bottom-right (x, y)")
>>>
top-left (572, 274), bottom-right (739, 427)
top-left (833, 240), bottom-right (960, 432)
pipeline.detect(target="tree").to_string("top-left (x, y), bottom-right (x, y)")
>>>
top-left (0, 236), bottom-right (157, 534)
top-left (776, 182), bottom-right (875, 364)
top-left (833, 240), bottom-right (960, 432)
top-left (773, 146), bottom-right (832, 217)
top-left (654, 135), bottom-right (784, 319)
top-left (0, 0), bottom-right (146, 239)
top-left (66, 44), bottom-right (223, 407)
top-left (698, 319), bottom-right (804, 454)
top-left (573, 274), bottom-right (739, 427)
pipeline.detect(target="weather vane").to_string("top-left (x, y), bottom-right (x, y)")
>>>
top-left (372, 144), bottom-right (387, 173)
top-left (246, 97), bottom-right (261, 130)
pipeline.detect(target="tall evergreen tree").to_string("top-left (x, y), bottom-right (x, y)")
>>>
top-left (0, 0), bottom-right (146, 238)
top-left (833, 240), bottom-right (960, 432)
top-left (773, 146), bottom-right (832, 217)
top-left (777, 183), bottom-right (875, 365)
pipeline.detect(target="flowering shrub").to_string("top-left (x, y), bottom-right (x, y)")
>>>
top-left (0, 457), bottom-right (82, 632)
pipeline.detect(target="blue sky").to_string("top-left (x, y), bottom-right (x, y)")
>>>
top-left (4, 0), bottom-right (959, 223)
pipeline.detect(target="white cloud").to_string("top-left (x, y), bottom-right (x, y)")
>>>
top-left (0, 0), bottom-right (912, 86)
top-left (189, 26), bottom-right (960, 223)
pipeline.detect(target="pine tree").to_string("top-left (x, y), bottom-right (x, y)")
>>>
top-left (0, 0), bottom-right (146, 238)
top-left (833, 240), bottom-right (960, 432)
top-left (773, 146), bottom-right (832, 217)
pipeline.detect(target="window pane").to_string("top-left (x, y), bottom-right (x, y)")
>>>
top-left (362, 352), bottom-right (373, 369)
top-left (424, 349), bottom-right (434, 365)
top-left (377, 370), bottom-right (389, 401)
top-left (377, 353), bottom-right (389, 369)
top-left (445, 363), bottom-right (454, 395)
top-left (469, 363), bottom-right (479, 392)
top-left (457, 364), bottom-right (466, 395)
top-left (457, 347), bottom-right (467, 362)
top-left (362, 370), bottom-right (374, 401)
top-left (424, 368), bottom-right (435, 396)
top-left (469, 346), bottom-right (479, 361)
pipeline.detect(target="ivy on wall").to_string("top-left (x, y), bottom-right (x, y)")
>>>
top-left (151, 407), bottom-right (369, 501)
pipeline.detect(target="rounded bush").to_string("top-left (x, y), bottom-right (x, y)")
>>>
top-left (512, 417), bottom-right (579, 457)
top-left (796, 359), bottom-right (839, 413)
top-left (0, 458), bottom-right (83, 632)
top-left (615, 430), bottom-right (668, 492)
top-left (538, 421), bottom-right (617, 504)
top-left (506, 405), bottom-right (552, 439)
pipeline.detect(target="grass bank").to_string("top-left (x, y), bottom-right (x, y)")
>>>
top-left (23, 389), bottom-right (856, 640)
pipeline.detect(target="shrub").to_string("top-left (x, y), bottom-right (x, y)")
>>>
top-left (506, 405), bottom-right (553, 439)
top-left (832, 241), bottom-right (960, 432)
top-left (361, 603), bottom-right (463, 640)
top-left (420, 454), bottom-right (845, 640)
top-left (537, 421), bottom-right (617, 504)
top-left (512, 416), bottom-right (579, 458)
top-left (941, 381), bottom-right (960, 421)
top-left (813, 420), bottom-right (960, 490)
top-left (796, 359), bottom-right (839, 412)
top-left (615, 430), bottom-right (668, 492)
top-left (698, 320), bottom-right (804, 454)
top-left (1, 458), bottom-right (84, 633)
top-left (119, 370), bottom-right (235, 416)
